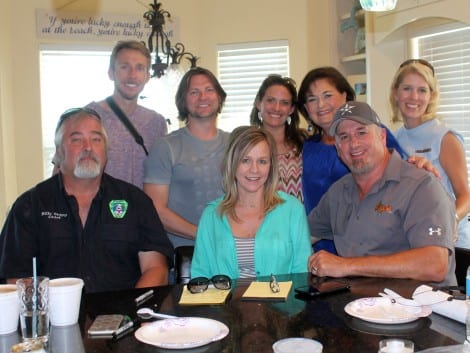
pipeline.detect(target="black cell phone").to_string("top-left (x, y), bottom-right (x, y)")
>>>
top-left (295, 279), bottom-right (350, 298)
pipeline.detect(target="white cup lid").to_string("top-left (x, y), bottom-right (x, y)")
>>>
top-left (273, 338), bottom-right (323, 353)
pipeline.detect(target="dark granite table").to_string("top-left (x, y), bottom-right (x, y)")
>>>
top-left (0, 273), bottom-right (464, 353)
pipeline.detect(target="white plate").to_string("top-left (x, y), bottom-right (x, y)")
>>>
top-left (344, 297), bottom-right (432, 324)
top-left (134, 317), bottom-right (229, 349)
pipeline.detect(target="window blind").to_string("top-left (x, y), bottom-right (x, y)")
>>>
top-left (415, 24), bottom-right (470, 177)
top-left (217, 41), bottom-right (289, 131)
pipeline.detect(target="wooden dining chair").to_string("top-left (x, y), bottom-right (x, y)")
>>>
top-left (454, 246), bottom-right (470, 287)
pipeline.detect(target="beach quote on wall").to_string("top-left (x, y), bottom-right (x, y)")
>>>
top-left (36, 9), bottom-right (176, 42)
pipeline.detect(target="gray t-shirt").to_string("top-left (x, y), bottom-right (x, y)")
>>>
top-left (308, 150), bottom-right (457, 286)
top-left (87, 101), bottom-right (167, 189)
top-left (144, 127), bottom-right (229, 247)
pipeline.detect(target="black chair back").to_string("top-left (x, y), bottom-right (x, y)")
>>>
top-left (174, 246), bottom-right (194, 284)
top-left (455, 246), bottom-right (470, 287)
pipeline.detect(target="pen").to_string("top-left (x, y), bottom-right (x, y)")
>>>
top-left (112, 318), bottom-right (140, 340)
top-left (134, 289), bottom-right (154, 305)
top-left (270, 274), bottom-right (280, 293)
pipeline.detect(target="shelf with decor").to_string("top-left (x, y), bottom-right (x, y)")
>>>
top-left (337, 0), bottom-right (368, 101)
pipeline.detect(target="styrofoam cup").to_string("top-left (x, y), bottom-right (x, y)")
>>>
top-left (0, 284), bottom-right (19, 334)
top-left (273, 337), bottom-right (323, 353)
top-left (49, 278), bottom-right (84, 326)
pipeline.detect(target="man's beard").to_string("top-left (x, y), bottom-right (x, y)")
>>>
top-left (74, 152), bottom-right (101, 179)
top-left (349, 159), bottom-right (372, 175)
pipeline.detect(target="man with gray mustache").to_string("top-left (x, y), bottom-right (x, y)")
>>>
top-left (0, 108), bottom-right (173, 292)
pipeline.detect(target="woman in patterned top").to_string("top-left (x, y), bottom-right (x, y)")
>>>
top-left (250, 75), bottom-right (308, 202)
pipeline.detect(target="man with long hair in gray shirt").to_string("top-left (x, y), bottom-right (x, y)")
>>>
top-left (144, 67), bottom-right (228, 249)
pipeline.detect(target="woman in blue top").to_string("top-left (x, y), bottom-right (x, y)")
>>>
top-left (191, 126), bottom-right (311, 279)
top-left (297, 67), bottom-right (405, 253)
top-left (390, 59), bottom-right (470, 248)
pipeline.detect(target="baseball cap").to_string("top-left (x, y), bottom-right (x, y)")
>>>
top-left (329, 101), bottom-right (382, 136)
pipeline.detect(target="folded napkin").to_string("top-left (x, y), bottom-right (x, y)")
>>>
top-left (178, 287), bottom-right (231, 306)
top-left (412, 285), bottom-right (466, 324)
top-left (242, 281), bottom-right (292, 301)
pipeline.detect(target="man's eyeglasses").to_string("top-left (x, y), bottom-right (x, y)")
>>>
top-left (399, 59), bottom-right (435, 76)
top-left (57, 107), bottom-right (102, 130)
top-left (187, 275), bottom-right (232, 294)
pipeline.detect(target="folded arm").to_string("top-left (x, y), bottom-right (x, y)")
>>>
top-left (440, 132), bottom-right (470, 223)
top-left (308, 246), bottom-right (448, 282)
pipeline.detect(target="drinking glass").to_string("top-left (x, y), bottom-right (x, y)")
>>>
top-left (16, 276), bottom-right (50, 342)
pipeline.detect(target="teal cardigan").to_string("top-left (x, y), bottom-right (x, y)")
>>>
top-left (191, 191), bottom-right (312, 279)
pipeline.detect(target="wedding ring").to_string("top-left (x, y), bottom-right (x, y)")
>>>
top-left (311, 266), bottom-right (318, 273)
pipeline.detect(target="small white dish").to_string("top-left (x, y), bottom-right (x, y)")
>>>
top-left (344, 297), bottom-right (432, 324)
top-left (272, 337), bottom-right (323, 353)
top-left (134, 317), bottom-right (229, 349)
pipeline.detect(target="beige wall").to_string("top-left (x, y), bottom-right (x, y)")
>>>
top-left (1, 0), bottom-right (469, 225)
top-left (0, 1), bottom-right (16, 222)
top-left (0, 0), bottom-right (334, 224)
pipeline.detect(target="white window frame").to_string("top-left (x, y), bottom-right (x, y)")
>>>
top-left (217, 40), bottom-right (289, 132)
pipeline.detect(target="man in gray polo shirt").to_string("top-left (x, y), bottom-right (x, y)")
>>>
top-left (307, 101), bottom-right (456, 285)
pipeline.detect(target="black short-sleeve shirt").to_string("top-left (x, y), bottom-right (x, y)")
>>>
top-left (0, 173), bottom-right (174, 292)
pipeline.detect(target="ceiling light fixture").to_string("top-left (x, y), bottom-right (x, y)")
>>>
top-left (359, 0), bottom-right (397, 11)
top-left (143, 0), bottom-right (199, 78)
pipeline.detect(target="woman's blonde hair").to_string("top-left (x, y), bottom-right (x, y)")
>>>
top-left (389, 60), bottom-right (439, 124)
top-left (219, 126), bottom-right (282, 221)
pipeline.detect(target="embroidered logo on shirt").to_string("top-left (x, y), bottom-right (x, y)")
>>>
top-left (41, 211), bottom-right (68, 220)
top-left (374, 203), bottom-right (392, 214)
top-left (109, 200), bottom-right (128, 219)
top-left (428, 227), bottom-right (442, 236)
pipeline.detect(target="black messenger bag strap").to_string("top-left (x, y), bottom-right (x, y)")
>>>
top-left (105, 96), bottom-right (149, 156)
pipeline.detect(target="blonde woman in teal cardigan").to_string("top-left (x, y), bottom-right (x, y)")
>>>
top-left (191, 126), bottom-right (311, 279)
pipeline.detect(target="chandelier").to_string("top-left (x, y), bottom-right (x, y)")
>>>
top-left (143, 0), bottom-right (199, 78)
top-left (359, 0), bottom-right (397, 11)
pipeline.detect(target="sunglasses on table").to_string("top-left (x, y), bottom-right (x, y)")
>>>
top-left (187, 275), bottom-right (232, 294)
top-left (399, 59), bottom-right (435, 76)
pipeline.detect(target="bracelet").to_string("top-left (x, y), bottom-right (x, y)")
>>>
top-left (456, 213), bottom-right (460, 222)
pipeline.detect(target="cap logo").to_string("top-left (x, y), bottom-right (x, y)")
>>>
top-left (338, 102), bottom-right (356, 116)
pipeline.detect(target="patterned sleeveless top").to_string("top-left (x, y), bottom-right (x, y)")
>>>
top-left (277, 149), bottom-right (303, 202)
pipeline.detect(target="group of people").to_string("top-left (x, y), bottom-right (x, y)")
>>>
top-left (0, 40), bottom-right (466, 292)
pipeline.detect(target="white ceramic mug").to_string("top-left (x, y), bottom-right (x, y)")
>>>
top-left (49, 278), bottom-right (84, 327)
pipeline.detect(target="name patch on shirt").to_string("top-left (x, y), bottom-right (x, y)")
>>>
top-left (109, 200), bottom-right (128, 219)
top-left (41, 211), bottom-right (68, 220)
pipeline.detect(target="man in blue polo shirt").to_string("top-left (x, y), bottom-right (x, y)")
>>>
top-left (307, 101), bottom-right (456, 286)
top-left (0, 108), bottom-right (173, 292)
